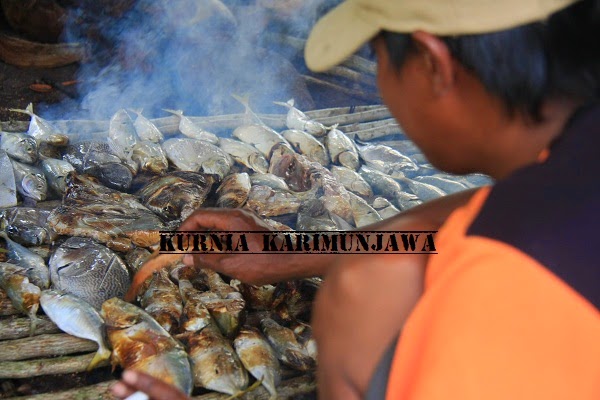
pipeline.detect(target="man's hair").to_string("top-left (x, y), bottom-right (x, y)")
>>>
top-left (381, 0), bottom-right (600, 119)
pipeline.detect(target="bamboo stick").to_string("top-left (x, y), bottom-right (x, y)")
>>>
top-left (341, 118), bottom-right (399, 133)
top-left (0, 289), bottom-right (19, 316)
top-left (0, 352), bottom-right (110, 379)
top-left (303, 75), bottom-right (380, 104)
top-left (6, 374), bottom-right (315, 400)
top-left (0, 316), bottom-right (60, 341)
top-left (347, 123), bottom-right (404, 141)
top-left (0, 333), bottom-right (98, 362)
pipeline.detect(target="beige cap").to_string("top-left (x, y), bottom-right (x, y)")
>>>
top-left (305, 0), bottom-right (579, 72)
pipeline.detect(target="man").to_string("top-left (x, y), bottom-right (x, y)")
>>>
top-left (112, 0), bottom-right (600, 398)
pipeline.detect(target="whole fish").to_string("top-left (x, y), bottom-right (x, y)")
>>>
top-left (0, 262), bottom-right (41, 334)
top-left (281, 129), bottom-right (330, 166)
top-left (40, 290), bottom-right (110, 370)
top-left (0, 131), bottom-right (37, 164)
top-left (267, 145), bottom-right (313, 192)
top-left (62, 141), bottom-right (133, 190)
top-left (274, 99), bottom-right (328, 137)
top-left (163, 109), bottom-right (219, 144)
top-left (330, 165), bottom-right (373, 198)
top-left (358, 143), bottom-right (419, 178)
top-left (360, 166), bottom-right (408, 209)
top-left (245, 185), bottom-right (303, 217)
top-left (347, 192), bottom-right (383, 227)
top-left (178, 324), bottom-right (248, 395)
top-left (216, 173), bottom-right (251, 208)
top-left (108, 109), bottom-right (138, 157)
top-left (1, 207), bottom-right (55, 246)
top-left (232, 95), bottom-right (293, 159)
top-left (371, 197), bottom-right (401, 219)
top-left (397, 176), bottom-right (447, 201)
top-left (40, 158), bottom-right (75, 195)
top-left (131, 109), bottom-right (164, 143)
top-left (49, 237), bottom-right (130, 309)
top-left (140, 270), bottom-right (183, 333)
top-left (9, 103), bottom-right (69, 146)
top-left (0, 231), bottom-right (49, 288)
top-left (289, 320), bottom-right (317, 360)
top-left (0, 150), bottom-right (17, 208)
top-left (219, 138), bottom-right (269, 173)
top-left (309, 166), bottom-right (354, 225)
top-left (61, 173), bottom-right (147, 211)
top-left (200, 269), bottom-right (243, 301)
top-left (10, 159), bottom-right (47, 202)
top-left (162, 138), bottom-right (232, 179)
top-left (326, 126), bottom-right (360, 170)
top-left (260, 318), bottom-right (314, 371)
top-left (138, 171), bottom-right (212, 221)
top-left (230, 281), bottom-right (276, 311)
top-left (102, 298), bottom-right (193, 395)
top-left (234, 327), bottom-right (281, 399)
top-left (132, 141), bottom-right (169, 174)
top-left (201, 296), bottom-right (246, 339)
top-left (415, 175), bottom-right (470, 194)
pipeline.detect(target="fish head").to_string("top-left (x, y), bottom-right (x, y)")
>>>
top-left (39, 289), bottom-right (66, 306)
top-left (146, 158), bottom-right (169, 175)
top-left (268, 152), bottom-right (311, 192)
top-left (22, 174), bottom-right (47, 201)
top-left (101, 297), bottom-right (143, 329)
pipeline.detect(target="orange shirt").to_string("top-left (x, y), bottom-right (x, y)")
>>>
top-left (385, 103), bottom-right (600, 400)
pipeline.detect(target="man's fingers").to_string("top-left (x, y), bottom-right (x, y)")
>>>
top-left (121, 370), bottom-right (189, 400)
top-left (110, 381), bottom-right (136, 399)
top-left (178, 208), bottom-right (230, 231)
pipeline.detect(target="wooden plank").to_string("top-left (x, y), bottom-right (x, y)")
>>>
top-left (0, 352), bottom-right (110, 379)
top-left (0, 316), bottom-right (60, 341)
top-left (0, 333), bottom-right (98, 361)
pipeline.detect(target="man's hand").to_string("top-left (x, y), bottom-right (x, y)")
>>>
top-left (178, 208), bottom-right (334, 285)
top-left (110, 370), bottom-right (190, 400)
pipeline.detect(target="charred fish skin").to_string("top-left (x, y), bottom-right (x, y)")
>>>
top-left (245, 185), bottom-right (303, 217)
top-left (0, 231), bottom-right (49, 289)
top-left (140, 270), bottom-right (183, 333)
top-left (0, 262), bottom-right (41, 334)
top-left (10, 159), bottom-right (48, 202)
top-left (249, 173), bottom-right (289, 191)
top-left (219, 138), bottom-right (269, 174)
top-left (216, 172), bottom-right (251, 209)
top-left (49, 237), bottom-right (130, 309)
top-left (39, 290), bottom-right (111, 370)
top-left (179, 281), bottom-right (214, 333)
top-left (358, 143), bottom-right (419, 178)
top-left (296, 199), bottom-right (339, 231)
top-left (178, 324), bottom-right (248, 396)
top-left (1, 207), bottom-right (55, 246)
top-left (234, 326), bottom-right (281, 398)
top-left (260, 318), bottom-right (315, 371)
top-left (347, 192), bottom-right (383, 228)
top-left (101, 298), bottom-right (193, 396)
top-left (0, 132), bottom-right (38, 164)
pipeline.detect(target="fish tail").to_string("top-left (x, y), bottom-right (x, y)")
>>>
top-left (224, 377), bottom-right (263, 400)
top-left (162, 108), bottom-right (183, 117)
top-left (9, 102), bottom-right (35, 117)
top-left (232, 93), bottom-right (263, 125)
top-left (273, 100), bottom-right (292, 109)
top-left (87, 346), bottom-right (111, 371)
top-left (29, 313), bottom-right (40, 337)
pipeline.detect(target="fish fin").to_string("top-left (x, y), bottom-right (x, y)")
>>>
top-left (287, 98), bottom-right (295, 107)
top-left (8, 104), bottom-right (34, 117)
top-left (129, 108), bottom-right (143, 116)
top-left (273, 100), bottom-right (292, 109)
top-left (162, 108), bottom-right (183, 117)
top-left (225, 377), bottom-right (263, 400)
top-left (232, 93), bottom-right (263, 125)
top-left (28, 314), bottom-right (40, 337)
top-left (86, 346), bottom-right (111, 371)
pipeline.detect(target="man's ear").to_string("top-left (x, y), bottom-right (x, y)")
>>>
top-left (410, 31), bottom-right (455, 95)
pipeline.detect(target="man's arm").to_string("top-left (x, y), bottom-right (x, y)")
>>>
top-left (179, 188), bottom-right (479, 285)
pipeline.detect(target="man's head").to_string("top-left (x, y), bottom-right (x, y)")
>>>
top-left (306, 0), bottom-right (600, 176)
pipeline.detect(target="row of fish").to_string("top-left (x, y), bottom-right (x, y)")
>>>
top-left (0, 99), bottom-right (491, 396)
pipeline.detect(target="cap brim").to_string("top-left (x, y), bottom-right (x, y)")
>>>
top-left (305, 1), bottom-right (380, 73)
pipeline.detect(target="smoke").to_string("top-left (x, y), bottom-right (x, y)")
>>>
top-left (45, 0), bottom-right (339, 120)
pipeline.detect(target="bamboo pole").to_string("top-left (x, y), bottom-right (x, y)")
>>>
top-left (6, 374), bottom-right (315, 400)
top-left (303, 75), bottom-right (380, 104)
top-left (0, 290), bottom-right (19, 316)
top-left (0, 333), bottom-right (98, 361)
top-left (0, 316), bottom-right (60, 341)
top-left (0, 352), bottom-right (110, 379)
